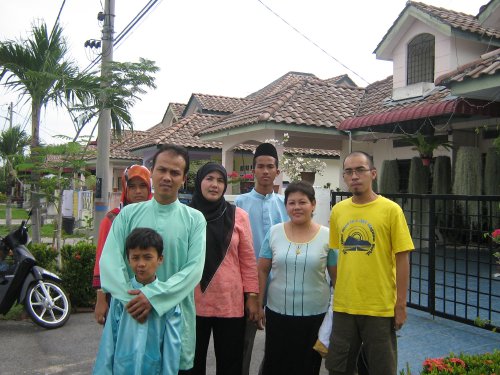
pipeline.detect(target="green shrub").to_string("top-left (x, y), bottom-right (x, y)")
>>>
top-left (0, 303), bottom-right (24, 320)
top-left (27, 243), bottom-right (58, 273)
top-left (379, 160), bottom-right (400, 194)
top-left (60, 241), bottom-right (96, 308)
top-left (0, 192), bottom-right (6, 203)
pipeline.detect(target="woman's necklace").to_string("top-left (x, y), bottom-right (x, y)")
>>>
top-left (290, 222), bottom-right (312, 255)
top-left (295, 244), bottom-right (302, 255)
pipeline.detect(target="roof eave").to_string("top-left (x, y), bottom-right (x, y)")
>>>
top-left (198, 122), bottom-right (346, 141)
top-left (375, 6), bottom-right (453, 60)
top-left (448, 75), bottom-right (500, 101)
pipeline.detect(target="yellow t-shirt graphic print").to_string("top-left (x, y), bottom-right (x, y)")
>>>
top-left (340, 219), bottom-right (375, 255)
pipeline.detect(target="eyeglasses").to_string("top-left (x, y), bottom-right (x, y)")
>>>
top-left (343, 167), bottom-right (372, 176)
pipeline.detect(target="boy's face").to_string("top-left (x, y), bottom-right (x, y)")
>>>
top-left (128, 247), bottom-right (163, 285)
top-left (253, 155), bottom-right (279, 188)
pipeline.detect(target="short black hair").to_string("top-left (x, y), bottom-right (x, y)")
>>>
top-left (125, 227), bottom-right (164, 257)
top-left (252, 155), bottom-right (279, 169)
top-left (151, 144), bottom-right (190, 175)
top-left (284, 181), bottom-right (316, 205)
top-left (343, 151), bottom-right (375, 170)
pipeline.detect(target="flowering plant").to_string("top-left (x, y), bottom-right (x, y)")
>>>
top-left (411, 351), bottom-right (500, 375)
top-left (263, 133), bottom-right (327, 182)
top-left (490, 229), bottom-right (500, 244)
top-left (422, 357), bottom-right (466, 373)
top-left (281, 155), bottom-right (327, 182)
top-left (487, 229), bottom-right (500, 268)
top-left (228, 171), bottom-right (254, 184)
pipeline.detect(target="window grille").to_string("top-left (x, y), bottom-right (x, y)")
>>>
top-left (407, 33), bottom-right (435, 85)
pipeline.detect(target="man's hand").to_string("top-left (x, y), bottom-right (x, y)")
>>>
top-left (126, 290), bottom-right (152, 323)
top-left (394, 303), bottom-right (407, 330)
top-left (94, 290), bottom-right (109, 325)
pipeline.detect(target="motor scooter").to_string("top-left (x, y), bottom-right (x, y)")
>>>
top-left (0, 220), bottom-right (71, 329)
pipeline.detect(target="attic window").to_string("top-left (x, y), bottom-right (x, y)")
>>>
top-left (407, 33), bottom-right (435, 85)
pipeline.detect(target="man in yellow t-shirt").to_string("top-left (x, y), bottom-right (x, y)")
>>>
top-left (326, 151), bottom-right (414, 375)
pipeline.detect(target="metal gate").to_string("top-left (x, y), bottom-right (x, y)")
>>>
top-left (331, 192), bottom-right (500, 331)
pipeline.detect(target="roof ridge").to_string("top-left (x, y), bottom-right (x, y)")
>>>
top-left (257, 80), bottom-right (305, 122)
top-left (192, 92), bottom-right (252, 101)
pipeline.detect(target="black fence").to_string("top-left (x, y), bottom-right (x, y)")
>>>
top-left (331, 192), bottom-right (500, 332)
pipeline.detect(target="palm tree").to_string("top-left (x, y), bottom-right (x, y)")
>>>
top-left (0, 22), bottom-right (99, 242)
top-left (0, 21), bottom-right (158, 242)
top-left (0, 126), bottom-right (31, 227)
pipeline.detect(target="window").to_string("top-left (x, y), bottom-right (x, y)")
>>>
top-left (407, 33), bottom-right (435, 85)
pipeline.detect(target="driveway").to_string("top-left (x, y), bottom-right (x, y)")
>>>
top-left (0, 312), bottom-right (274, 375)
top-left (3, 308), bottom-right (497, 374)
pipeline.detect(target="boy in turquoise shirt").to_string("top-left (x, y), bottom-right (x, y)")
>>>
top-left (93, 227), bottom-right (182, 375)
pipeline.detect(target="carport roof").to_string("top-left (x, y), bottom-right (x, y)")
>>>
top-left (339, 99), bottom-right (500, 130)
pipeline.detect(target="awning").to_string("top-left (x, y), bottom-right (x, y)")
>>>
top-left (339, 99), bottom-right (500, 130)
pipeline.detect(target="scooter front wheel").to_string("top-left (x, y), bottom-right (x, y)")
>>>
top-left (24, 280), bottom-right (71, 329)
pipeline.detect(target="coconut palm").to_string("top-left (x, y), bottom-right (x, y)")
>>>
top-left (0, 125), bottom-right (31, 226)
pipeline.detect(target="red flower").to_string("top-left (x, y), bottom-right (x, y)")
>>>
top-left (74, 253), bottom-right (81, 261)
top-left (492, 229), bottom-right (500, 239)
top-left (449, 357), bottom-right (465, 367)
top-left (228, 171), bottom-right (239, 178)
top-left (243, 173), bottom-right (254, 180)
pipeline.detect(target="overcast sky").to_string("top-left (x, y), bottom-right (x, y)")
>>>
top-left (0, 0), bottom-right (487, 144)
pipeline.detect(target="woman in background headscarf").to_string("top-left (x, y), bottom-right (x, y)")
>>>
top-left (190, 162), bottom-right (259, 375)
top-left (93, 164), bottom-right (152, 325)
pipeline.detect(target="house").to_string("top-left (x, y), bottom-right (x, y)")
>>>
top-left (337, 0), bottom-right (500, 191)
top-left (128, 79), bottom-right (343, 191)
top-left (97, 0), bottom-right (500, 196)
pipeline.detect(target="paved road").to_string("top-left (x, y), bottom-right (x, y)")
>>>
top-left (2, 308), bottom-right (500, 374)
top-left (0, 312), bottom-right (328, 375)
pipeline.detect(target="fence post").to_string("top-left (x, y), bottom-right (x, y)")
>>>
top-left (428, 196), bottom-right (436, 314)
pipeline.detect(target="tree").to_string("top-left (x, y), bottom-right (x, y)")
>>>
top-left (0, 21), bottom-right (158, 242)
top-left (0, 125), bottom-right (30, 226)
top-left (0, 22), bottom-right (96, 242)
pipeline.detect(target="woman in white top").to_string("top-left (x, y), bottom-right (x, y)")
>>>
top-left (257, 181), bottom-right (337, 375)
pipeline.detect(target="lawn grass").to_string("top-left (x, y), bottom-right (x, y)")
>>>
top-left (0, 223), bottom-right (86, 239)
top-left (0, 205), bottom-right (31, 220)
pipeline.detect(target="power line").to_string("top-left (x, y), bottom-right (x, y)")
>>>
top-left (256, 0), bottom-right (371, 85)
top-left (83, 0), bottom-right (162, 73)
top-left (49, 0), bottom-right (67, 39)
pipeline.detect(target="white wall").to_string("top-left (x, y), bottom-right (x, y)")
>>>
top-left (391, 22), bottom-right (488, 90)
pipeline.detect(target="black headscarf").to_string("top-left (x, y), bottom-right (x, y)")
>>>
top-left (190, 162), bottom-right (236, 292)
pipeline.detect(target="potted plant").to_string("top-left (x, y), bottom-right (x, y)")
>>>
top-left (281, 155), bottom-right (327, 184)
top-left (404, 132), bottom-right (453, 166)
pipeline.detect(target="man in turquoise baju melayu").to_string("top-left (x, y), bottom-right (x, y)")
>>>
top-left (100, 145), bottom-right (207, 372)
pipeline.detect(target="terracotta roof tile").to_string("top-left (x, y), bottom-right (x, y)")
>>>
top-left (170, 103), bottom-right (186, 118)
top-left (198, 79), bottom-right (364, 135)
top-left (349, 75), bottom-right (451, 120)
top-left (131, 114), bottom-right (224, 150)
top-left (86, 130), bottom-right (147, 161)
top-left (188, 93), bottom-right (254, 114)
top-left (409, 1), bottom-right (500, 40)
top-left (245, 72), bottom-right (321, 100)
top-left (435, 48), bottom-right (500, 85)
top-left (376, 1), bottom-right (500, 54)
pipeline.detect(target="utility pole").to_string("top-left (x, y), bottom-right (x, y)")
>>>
top-left (5, 102), bottom-right (13, 227)
top-left (94, 0), bottom-right (115, 240)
